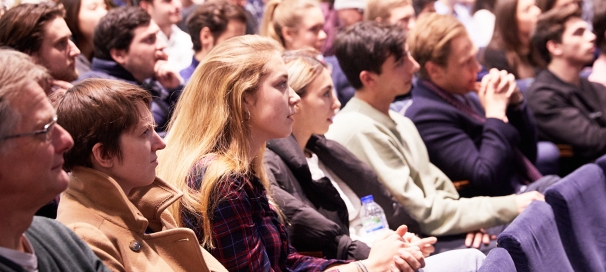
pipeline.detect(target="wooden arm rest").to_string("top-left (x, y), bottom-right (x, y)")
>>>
top-left (452, 180), bottom-right (470, 191)
top-left (557, 144), bottom-right (574, 157)
top-left (298, 251), bottom-right (324, 258)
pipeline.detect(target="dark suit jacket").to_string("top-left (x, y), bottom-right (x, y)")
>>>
top-left (405, 81), bottom-right (538, 197)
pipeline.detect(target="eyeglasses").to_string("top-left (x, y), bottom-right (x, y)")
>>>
top-left (2, 115), bottom-right (57, 142)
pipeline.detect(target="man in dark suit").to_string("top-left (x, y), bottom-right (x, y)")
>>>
top-left (405, 13), bottom-right (541, 198)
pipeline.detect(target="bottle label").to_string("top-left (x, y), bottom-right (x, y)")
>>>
top-left (362, 217), bottom-right (386, 233)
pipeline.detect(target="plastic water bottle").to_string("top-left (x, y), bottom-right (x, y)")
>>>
top-left (360, 195), bottom-right (389, 245)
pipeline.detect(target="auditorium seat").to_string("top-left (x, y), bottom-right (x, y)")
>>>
top-left (478, 248), bottom-right (515, 272)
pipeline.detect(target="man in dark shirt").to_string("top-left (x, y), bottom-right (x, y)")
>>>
top-left (0, 49), bottom-right (109, 272)
top-left (528, 4), bottom-right (606, 171)
top-left (79, 6), bottom-right (182, 133)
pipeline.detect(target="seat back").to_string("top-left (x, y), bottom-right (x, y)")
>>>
top-left (478, 248), bottom-right (516, 272)
top-left (497, 201), bottom-right (573, 272)
top-left (545, 163), bottom-right (606, 271)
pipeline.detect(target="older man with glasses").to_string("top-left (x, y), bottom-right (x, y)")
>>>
top-left (0, 49), bottom-right (109, 272)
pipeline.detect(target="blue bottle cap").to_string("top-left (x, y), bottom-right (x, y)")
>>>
top-left (361, 195), bottom-right (374, 204)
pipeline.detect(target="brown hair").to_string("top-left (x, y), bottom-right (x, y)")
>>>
top-left (407, 13), bottom-right (467, 80)
top-left (484, 0), bottom-right (542, 78)
top-left (334, 21), bottom-right (408, 89)
top-left (93, 6), bottom-right (151, 61)
top-left (55, 78), bottom-right (152, 171)
top-left (531, 4), bottom-right (582, 65)
top-left (365, 0), bottom-right (411, 21)
top-left (0, 49), bottom-right (52, 145)
top-left (593, 1), bottom-right (606, 53)
top-left (0, 2), bottom-right (65, 54)
top-left (536, 0), bottom-right (581, 12)
top-left (188, 0), bottom-right (247, 52)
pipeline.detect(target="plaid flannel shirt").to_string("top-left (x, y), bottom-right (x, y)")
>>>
top-left (183, 164), bottom-right (348, 271)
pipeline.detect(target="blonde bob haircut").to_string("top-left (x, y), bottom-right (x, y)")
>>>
top-left (157, 35), bottom-right (282, 248)
top-left (407, 13), bottom-right (467, 80)
top-left (260, 0), bottom-right (320, 48)
top-left (282, 47), bottom-right (327, 97)
top-left (365, 0), bottom-right (411, 22)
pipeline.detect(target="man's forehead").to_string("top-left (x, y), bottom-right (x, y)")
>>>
top-left (133, 22), bottom-right (159, 39)
top-left (564, 17), bottom-right (588, 33)
top-left (44, 17), bottom-right (71, 41)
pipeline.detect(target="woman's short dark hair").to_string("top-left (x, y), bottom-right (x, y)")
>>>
top-left (55, 78), bottom-right (152, 171)
top-left (593, 1), bottom-right (606, 53)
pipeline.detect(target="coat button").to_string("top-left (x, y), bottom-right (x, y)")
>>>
top-left (129, 240), bottom-right (141, 252)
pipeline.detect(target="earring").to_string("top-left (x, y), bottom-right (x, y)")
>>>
top-left (244, 110), bottom-right (251, 121)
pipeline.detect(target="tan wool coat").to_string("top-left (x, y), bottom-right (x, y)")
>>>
top-left (56, 167), bottom-right (226, 272)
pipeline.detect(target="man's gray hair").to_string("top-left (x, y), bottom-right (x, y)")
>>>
top-left (0, 48), bottom-right (52, 147)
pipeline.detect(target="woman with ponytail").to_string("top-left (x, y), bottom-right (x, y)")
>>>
top-left (260, 0), bottom-right (327, 51)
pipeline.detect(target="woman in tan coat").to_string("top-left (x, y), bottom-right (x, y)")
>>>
top-left (53, 78), bottom-right (226, 272)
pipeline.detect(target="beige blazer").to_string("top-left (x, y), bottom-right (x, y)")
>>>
top-left (57, 167), bottom-right (226, 272)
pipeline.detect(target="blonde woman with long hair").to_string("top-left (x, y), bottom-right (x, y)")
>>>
top-left (157, 35), bottom-right (422, 271)
top-left (260, 0), bottom-right (327, 51)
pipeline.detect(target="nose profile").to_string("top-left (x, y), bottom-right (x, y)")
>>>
top-left (53, 124), bottom-right (74, 154)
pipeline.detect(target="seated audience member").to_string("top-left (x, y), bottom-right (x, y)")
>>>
top-left (180, 0), bottom-right (247, 83)
top-left (260, 0), bottom-right (327, 51)
top-left (589, 2), bottom-right (606, 86)
top-left (157, 35), bottom-right (429, 272)
top-left (481, 0), bottom-right (543, 79)
top-left (266, 48), bottom-right (433, 258)
top-left (265, 48), bottom-right (488, 270)
top-left (366, 0), bottom-right (416, 31)
top-left (0, 2), bottom-right (81, 91)
top-left (329, 0), bottom-right (418, 108)
top-left (327, 21), bottom-right (545, 253)
top-left (54, 79), bottom-right (226, 272)
top-left (140, 0), bottom-right (193, 70)
top-left (80, 6), bottom-right (182, 133)
top-left (60, 0), bottom-right (111, 75)
top-left (405, 13), bottom-right (550, 198)
top-left (334, 0), bottom-right (365, 28)
top-left (0, 49), bottom-right (109, 272)
top-left (528, 5), bottom-right (605, 171)
top-left (413, 0), bottom-right (437, 16)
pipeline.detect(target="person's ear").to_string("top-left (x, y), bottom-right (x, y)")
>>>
top-left (139, 0), bottom-right (151, 11)
top-left (359, 70), bottom-right (376, 87)
top-left (200, 27), bottom-right (215, 50)
top-left (110, 48), bottom-right (128, 66)
top-left (91, 143), bottom-right (114, 168)
top-left (425, 61), bottom-right (443, 81)
top-left (546, 40), bottom-right (563, 57)
top-left (281, 26), bottom-right (296, 47)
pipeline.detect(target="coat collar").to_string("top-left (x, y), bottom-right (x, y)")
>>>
top-left (66, 167), bottom-right (183, 234)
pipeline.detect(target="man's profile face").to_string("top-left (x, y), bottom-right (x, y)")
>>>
top-left (0, 83), bottom-right (74, 210)
top-left (556, 17), bottom-right (596, 65)
top-left (120, 21), bottom-right (166, 80)
top-left (435, 34), bottom-right (481, 94)
top-left (374, 43), bottom-right (420, 98)
top-left (30, 17), bottom-right (81, 82)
